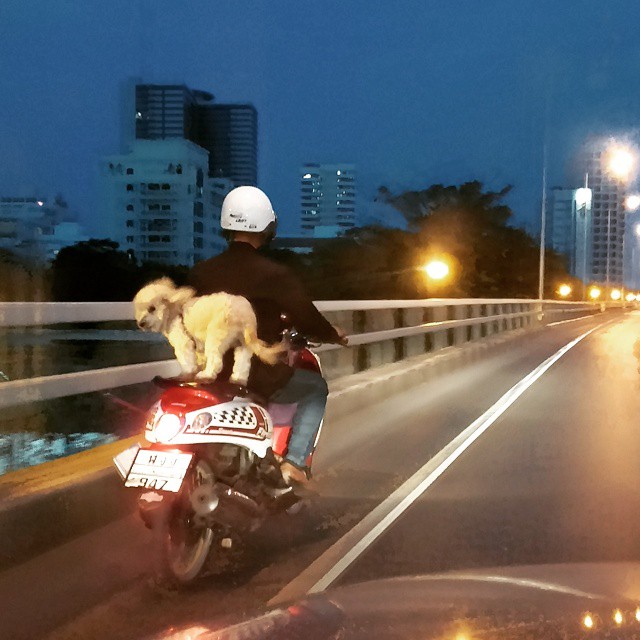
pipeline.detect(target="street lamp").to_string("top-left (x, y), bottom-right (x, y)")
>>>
top-left (626, 292), bottom-right (636, 302)
top-left (421, 259), bottom-right (450, 281)
top-left (625, 194), bottom-right (640, 212)
top-left (611, 288), bottom-right (622, 301)
top-left (607, 145), bottom-right (636, 182)
top-left (589, 286), bottom-right (601, 300)
top-left (558, 284), bottom-right (572, 298)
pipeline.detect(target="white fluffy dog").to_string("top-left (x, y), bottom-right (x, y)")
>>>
top-left (134, 278), bottom-right (284, 385)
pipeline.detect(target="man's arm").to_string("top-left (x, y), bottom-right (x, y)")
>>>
top-left (275, 270), bottom-right (343, 344)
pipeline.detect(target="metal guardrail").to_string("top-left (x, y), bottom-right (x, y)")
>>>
top-left (315, 310), bottom-right (537, 353)
top-left (0, 299), bottom-right (600, 327)
top-left (0, 299), bottom-right (611, 408)
top-left (0, 302), bottom-right (133, 327)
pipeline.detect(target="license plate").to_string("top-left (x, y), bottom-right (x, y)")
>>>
top-left (124, 449), bottom-right (193, 493)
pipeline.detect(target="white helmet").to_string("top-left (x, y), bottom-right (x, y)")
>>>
top-left (221, 186), bottom-right (277, 233)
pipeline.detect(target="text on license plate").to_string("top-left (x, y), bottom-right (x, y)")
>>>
top-left (124, 449), bottom-right (193, 492)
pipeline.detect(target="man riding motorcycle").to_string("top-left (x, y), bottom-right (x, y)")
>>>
top-left (188, 186), bottom-right (347, 485)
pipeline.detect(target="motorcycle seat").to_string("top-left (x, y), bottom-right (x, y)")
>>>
top-left (152, 376), bottom-right (268, 406)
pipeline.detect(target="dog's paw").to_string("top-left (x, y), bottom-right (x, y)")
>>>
top-left (229, 376), bottom-right (249, 387)
top-left (195, 370), bottom-right (213, 380)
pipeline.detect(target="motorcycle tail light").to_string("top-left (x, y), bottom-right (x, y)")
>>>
top-left (153, 413), bottom-right (183, 443)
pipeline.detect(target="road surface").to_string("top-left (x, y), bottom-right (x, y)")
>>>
top-left (2, 310), bottom-right (639, 640)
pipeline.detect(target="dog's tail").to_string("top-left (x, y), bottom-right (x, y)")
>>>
top-left (243, 327), bottom-right (286, 365)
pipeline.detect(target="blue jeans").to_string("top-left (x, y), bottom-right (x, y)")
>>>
top-left (270, 369), bottom-right (329, 468)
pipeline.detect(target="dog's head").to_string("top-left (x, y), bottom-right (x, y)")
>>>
top-left (133, 277), bottom-right (195, 332)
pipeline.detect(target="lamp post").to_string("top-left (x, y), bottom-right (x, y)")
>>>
top-left (538, 144), bottom-right (548, 300)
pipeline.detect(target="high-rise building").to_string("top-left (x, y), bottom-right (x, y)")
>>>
top-left (134, 83), bottom-right (258, 185)
top-left (100, 139), bottom-right (228, 266)
top-left (193, 104), bottom-right (258, 186)
top-left (300, 164), bottom-right (357, 237)
top-left (135, 84), bottom-right (201, 140)
top-left (0, 196), bottom-right (87, 262)
top-left (576, 140), bottom-right (629, 286)
top-left (548, 186), bottom-right (592, 285)
top-left (624, 206), bottom-right (640, 290)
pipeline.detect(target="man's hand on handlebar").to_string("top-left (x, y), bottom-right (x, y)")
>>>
top-left (333, 325), bottom-right (349, 346)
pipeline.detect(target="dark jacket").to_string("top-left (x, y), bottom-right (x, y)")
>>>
top-left (188, 241), bottom-right (340, 398)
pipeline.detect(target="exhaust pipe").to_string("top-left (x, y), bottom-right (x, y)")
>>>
top-left (190, 484), bottom-right (262, 531)
top-left (190, 484), bottom-right (220, 517)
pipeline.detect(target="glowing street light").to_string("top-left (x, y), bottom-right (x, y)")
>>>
top-left (626, 194), bottom-right (640, 211)
top-left (558, 284), bottom-right (572, 298)
top-left (611, 288), bottom-right (622, 301)
top-left (422, 259), bottom-right (450, 281)
top-left (607, 145), bottom-right (636, 181)
top-left (589, 287), bottom-right (601, 300)
top-left (626, 292), bottom-right (636, 302)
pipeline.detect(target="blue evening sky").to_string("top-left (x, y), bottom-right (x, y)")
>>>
top-left (2, 0), bottom-right (640, 236)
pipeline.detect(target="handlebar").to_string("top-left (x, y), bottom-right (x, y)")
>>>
top-left (282, 327), bottom-right (321, 351)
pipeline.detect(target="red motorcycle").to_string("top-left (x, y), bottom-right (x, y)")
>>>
top-left (113, 329), bottom-right (323, 586)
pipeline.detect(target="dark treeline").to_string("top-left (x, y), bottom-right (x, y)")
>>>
top-left (0, 182), bottom-right (577, 302)
top-left (267, 181), bottom-right (577, 300)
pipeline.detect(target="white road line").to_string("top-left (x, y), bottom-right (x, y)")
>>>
top-left (547, 314), bottom-right (598, 327)
top-left (270, 323), bottom-right (604, 606)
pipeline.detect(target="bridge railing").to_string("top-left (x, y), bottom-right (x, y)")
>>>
top-left (0, 298), bottom-right (611, 410)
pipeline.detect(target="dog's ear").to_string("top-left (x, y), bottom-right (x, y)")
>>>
top-left (169, 286), bottom-right (195, 306)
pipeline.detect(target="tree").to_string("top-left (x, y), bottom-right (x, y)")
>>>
top-left (0, 249), bottom-right (48, 301)
top-left (50, 239), bottom-right (139, 301)
top-left (136, 261), bottom-right (190, 288)
top-left (304, 227), bottom-right (417, 299)
top-left (303, 181), bottom-right (577, 300)
top-left (379, 181), bottom-right (573, 298)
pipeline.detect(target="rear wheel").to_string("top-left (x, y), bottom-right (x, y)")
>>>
top-left (154, 458), bottom-right (215, 587)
